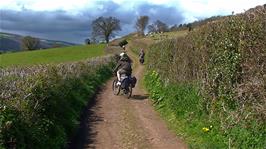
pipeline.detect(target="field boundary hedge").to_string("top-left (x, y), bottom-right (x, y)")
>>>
top-left (145, 5), bottom-right (265, 148)
top-left (0, 55), bottom-right (115, 149)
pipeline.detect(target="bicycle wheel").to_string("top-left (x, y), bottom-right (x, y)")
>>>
top-left (112, 79), bottom-right (120, 95)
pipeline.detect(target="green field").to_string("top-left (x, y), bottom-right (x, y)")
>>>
top-left (0, 44), bottom-right (106, 67)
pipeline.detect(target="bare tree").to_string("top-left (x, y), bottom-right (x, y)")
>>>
top-left (21, 36), bottom-right (40, 50)
top-left (155, 20), bottom-right (168, 33)
top-left (135, 16), bottom-right (149, 36)
top-left (148, 20), bottom-right (169, 33)
top-left (187, 23), bottom-right (193, 31)
top-left (148, 24), bottom-right (157, 33)
top-left (91, 16), bottom-right (121, 44)
top-left (169, 24), bottom-right (178, 31)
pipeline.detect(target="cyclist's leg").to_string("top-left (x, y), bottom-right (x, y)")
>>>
top-left (117, 69), bottom-right (121, 81)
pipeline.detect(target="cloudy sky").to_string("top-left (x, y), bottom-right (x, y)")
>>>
top-left (0, 0), bottom-right (265, 43)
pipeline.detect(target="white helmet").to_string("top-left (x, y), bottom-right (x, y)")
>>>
top-left (119, 52), bottom-right (126, 57)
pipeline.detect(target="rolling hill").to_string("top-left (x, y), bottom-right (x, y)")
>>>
top-left (0, 32), bottom-right (77, 52)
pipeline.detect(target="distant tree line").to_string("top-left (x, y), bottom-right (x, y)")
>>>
top-left (89, 15), bottom-right (225, 43)
top-left (22, 15), bottom-right (224, 49)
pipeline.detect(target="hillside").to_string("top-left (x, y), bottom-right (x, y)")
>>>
top-left (0, 32), bottom-right (77, 52)
top-left (0, 44), bottom-right (106, 68)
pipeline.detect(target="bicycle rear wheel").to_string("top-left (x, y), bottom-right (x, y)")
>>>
top-left (112, 79), bottom-right (120, 95)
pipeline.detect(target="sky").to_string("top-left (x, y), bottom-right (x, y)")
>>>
top-left (0, 0), bottom-right (265, 44)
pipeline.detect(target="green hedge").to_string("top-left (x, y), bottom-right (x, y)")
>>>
top-left (145, 5), bottom-right (265, 148)
top-left (145, 71), bottom-right (264, 148)
top-left (0, 56), bottom-right (115, 149)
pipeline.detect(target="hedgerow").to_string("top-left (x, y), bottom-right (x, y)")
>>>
top-left (0, 56), bottom-right (115, 149)
top-left (145, 5), bottom-right (266, 148)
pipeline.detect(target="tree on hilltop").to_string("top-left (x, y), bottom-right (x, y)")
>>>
top-left (21, 36), bottom-right (40, 50)
top-left (91, 16), bottom-right (121, 44)
top-left (135, 16), bottom-right (149, 36)
top-left (148, 20), bottom-right (169, 33)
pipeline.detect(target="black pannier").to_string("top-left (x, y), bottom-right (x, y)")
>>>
top-left (131, 76), bottom-right (137, 88)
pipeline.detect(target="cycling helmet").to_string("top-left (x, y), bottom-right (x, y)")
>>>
top-left (120, 52), bottom-right (126, 57)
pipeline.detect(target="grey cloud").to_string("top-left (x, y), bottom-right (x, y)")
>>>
top-left (136, 4), bottom-right (184, 25)
top-left (1, 9), bottom-right (92, 43)
top-left (0, 2), bottom-right (185, 43)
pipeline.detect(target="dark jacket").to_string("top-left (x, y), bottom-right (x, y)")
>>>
top-left (139, 51), bottom-right (145, 58)
top-left (113, 56), bottom-right (132, 75)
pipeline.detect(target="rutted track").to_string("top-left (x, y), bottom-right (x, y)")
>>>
top-left (68, 50), bottom-right (187, 149)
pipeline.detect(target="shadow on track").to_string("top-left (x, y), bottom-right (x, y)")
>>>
top-left (68, 93), bottom-right (104, 149)
top-left (131, 94), bottom-right (149, 100)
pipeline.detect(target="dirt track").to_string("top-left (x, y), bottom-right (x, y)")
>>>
top-left (68, 50), bottom-right (187, 149)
